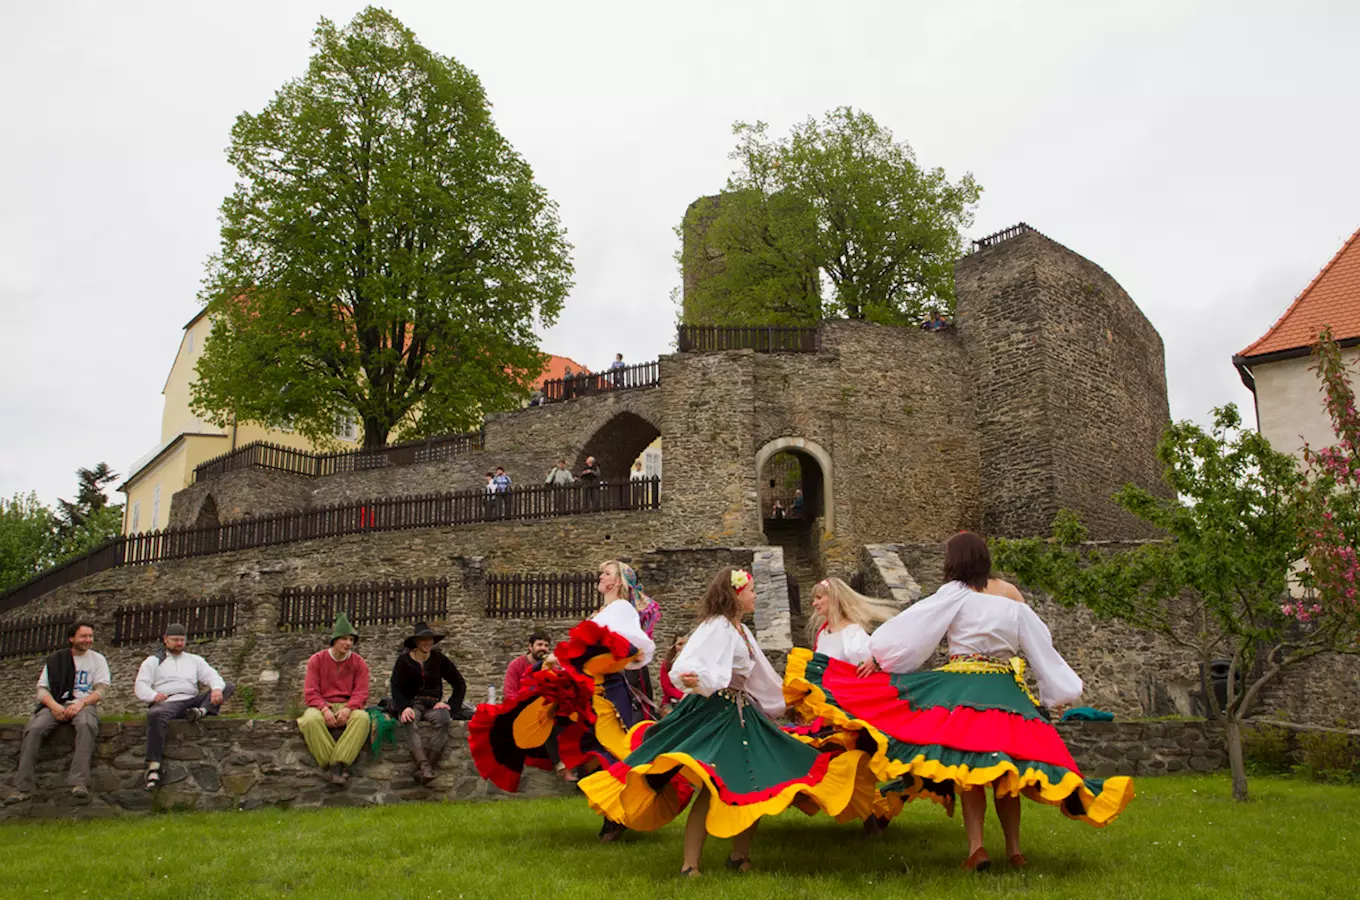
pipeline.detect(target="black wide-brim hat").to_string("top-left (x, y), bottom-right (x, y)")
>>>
top-left (404, 622), bottom-right (446, 649)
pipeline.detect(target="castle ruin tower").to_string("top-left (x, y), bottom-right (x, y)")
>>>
top-left (954, 224), bottom-right (1171, 540)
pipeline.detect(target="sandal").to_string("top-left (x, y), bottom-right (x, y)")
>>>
top-left (144, 768), bottom-right (161, 791)
top-left (961, 848), bottom-right (990, 872)
top-left (679, 867), bottom-right (701, 878)
top-left (725, 855), bottom-right (752, 873)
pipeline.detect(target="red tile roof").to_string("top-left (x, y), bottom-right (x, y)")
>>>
top-left (532, 354), bottom-right (590, 388)
top-left (1239, 226), bottom-right (1360, 358)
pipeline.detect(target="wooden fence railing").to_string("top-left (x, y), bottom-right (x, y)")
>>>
top-left (484, 572), bottom-right (598, 619)
top-left (0, 479), bottom-right (662, 614)
top-left (677, 324), bottom-right (820, 353)
top-left (193, 431), bottom-right (485, 483)
top-left (278, 577), bottom-right (449, 630)
top-left (538, 360), bottom-right (660, 402)
top-left (113, 597), bottom-right (238, 645)
top-left (969, 222), bottom-right (1041, 253)
top-left (0, 613), bottom-right (74, 660)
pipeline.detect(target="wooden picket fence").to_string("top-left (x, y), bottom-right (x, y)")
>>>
top-left (113, 597), bottom-right (238, 646)
top-left (194, 431), bottom-right (485, 483)
top-left (677, 324), bottom-right (820, 353)
top-left (484, 572), bottom-right (598, 619)
top-left (278, 577), bottom-right (449, 631)
top-left (0, 613), bottom-right (73, 660)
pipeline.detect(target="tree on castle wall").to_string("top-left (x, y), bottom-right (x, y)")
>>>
top-left (992, 401), bottom-right (1360, 803)
top-left (680, 108), bottom-right (980, 326)
top-left (192, 8), bottom-right (573, 450)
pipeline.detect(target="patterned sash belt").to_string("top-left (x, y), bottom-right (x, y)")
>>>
top-left (941, 654), bottom-right (1040, 707)
top-left (716, 673), bottom-right (752, 726)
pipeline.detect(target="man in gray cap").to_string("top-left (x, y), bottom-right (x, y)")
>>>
top-left (134, 623), bottom-right (232, 790)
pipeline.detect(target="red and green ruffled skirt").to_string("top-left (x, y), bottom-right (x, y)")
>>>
top-left (468, 621), bottom-right (656, 793)
top-left (578, 688), bottom-right (880, 838)
top-left (782, 648), bottom-right (1134, 826)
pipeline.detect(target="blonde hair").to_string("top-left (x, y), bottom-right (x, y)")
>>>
top-left (807, 577), bottom-right (899, 643)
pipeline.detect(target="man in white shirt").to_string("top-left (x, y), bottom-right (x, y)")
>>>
top-left (134, 623), bottom-right (232, 790)
top-left (5, 622), bottom-right (110, 804)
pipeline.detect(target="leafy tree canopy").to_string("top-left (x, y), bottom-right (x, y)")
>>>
top-left (1, 464), bottom-right (123, 592)
top-left (192, 7), bottom-right (573, 449)
top-left (680, 107), bottom-right (980, 326)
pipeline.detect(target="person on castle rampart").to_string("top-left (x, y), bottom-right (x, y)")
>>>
top-left (135, 623), bottom-right (232, 791)
top-left (922, 308), bottom-right (951, 331)
top-left (492, 466), bottom-right (512, 518)
top-left (469, 560), bottom-right (659, 844)
top-left (577, 567), bottom-right (878, 877)
top-left (545, 459), bottom-right (575, 487)
top-left (791, 489), bottom-right (804, 517)
top-left (579, 456), bottom-right (601, 510)
top-left (785, 532), bottom-right (1134, 872)
top-left (503, 630), bottom-right (552, 703)
top-left (390, 622), bottom-right (465, 784)
top-left (5, 622), bottom-right (109, 805)
top-left (609, 353), bottom-right (625, 388)
top-left (298, 613), bottom-right (371, 785)
top-left (561, 365), bottom-right (574, 400)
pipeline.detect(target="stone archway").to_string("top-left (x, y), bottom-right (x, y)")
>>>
top-left (755, 437), bottom-right (834, 533)
top-left (574, 411), bottom-right (663, 484)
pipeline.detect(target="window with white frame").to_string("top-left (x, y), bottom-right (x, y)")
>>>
top-left (334, 413), bottom-right (359, 442)
top-left (186, 328), bottom-right (194, 353)
top-left (131, 501), bottom-right (141, 532)
top-left (644, 448), bottom-right (662, 479)
top-left (152, 485), bottom-right (161, 529)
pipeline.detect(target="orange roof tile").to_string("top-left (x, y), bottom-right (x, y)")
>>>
top-left (532, 354), bottom-right (590, 388)
top-left (1239, 226), bottom-right (1360, 358)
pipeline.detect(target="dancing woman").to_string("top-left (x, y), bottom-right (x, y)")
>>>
top-left (579, 567), bottom-right (878, 877)
top-left (786, 533), bottom-right (1134, 871)
top-left (468, 560), bottom-right (656, 806)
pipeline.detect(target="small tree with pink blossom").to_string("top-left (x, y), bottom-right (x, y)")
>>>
top-left (1292, 326), bottom-right (1360, 627)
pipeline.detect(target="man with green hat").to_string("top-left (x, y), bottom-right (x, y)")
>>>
top-left (298, 612), bottom-right (370, 784)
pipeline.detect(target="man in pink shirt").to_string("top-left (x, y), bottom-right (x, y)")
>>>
top-left (297, 613), bottom-right (370, 784)
top-left (503, 631), bottom-right (551, 702)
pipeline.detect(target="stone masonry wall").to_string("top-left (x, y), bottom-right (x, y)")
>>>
top-left (0, 716), bottom-right (1218, 821)
top-left (955, 229), bottom-right (1170, 540)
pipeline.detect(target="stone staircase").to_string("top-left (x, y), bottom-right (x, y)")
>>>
top-left (763, 522), bottom-right (822, 642)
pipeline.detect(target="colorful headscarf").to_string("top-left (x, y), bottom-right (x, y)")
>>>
top-left (618, 562), bottom-right (661, 638)
top-left (731, 569), bottom-right (753, 592)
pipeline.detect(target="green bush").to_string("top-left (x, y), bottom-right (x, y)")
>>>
top-left (1242, 722), bottom-right (1293, 775)
top-left (1293, 723), bottom-right (1358, 784)
top-left (237, 683), bottom-right (258, 716)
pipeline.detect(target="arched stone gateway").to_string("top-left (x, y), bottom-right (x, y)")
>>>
top-left (574, 410), bottom-right (662, 484)
top-left (755, 437), bottom-right (834, 534)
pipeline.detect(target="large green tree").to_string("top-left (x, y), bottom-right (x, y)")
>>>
top-left (193, 8), bottom-right (573, 449)
top-left (681, 108), bottom-right (980, 326)
top-left (0, 493), bottom-right (57, 592)
top-left (992, 405), bottom-right (1360, 803)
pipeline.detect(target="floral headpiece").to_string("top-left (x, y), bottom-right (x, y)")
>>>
top-left (730, 569), bottom-right (752, 592)
top-left (817, 578), bottom-right (831, 589)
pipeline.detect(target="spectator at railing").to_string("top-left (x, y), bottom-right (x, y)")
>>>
top-left (484, 471), bottom-right (498, 519)
top-left (135, 623), bottom-right (233, 791)
top-left (390, 623), bottom-right (465, 784)
top-left (791, 489), bottom-right (805, 518)
top-left (298, 614), bottom-right (370, 785)
top-left (493, 467), bottom-right (512, 518)
top-left (771, 499), bottom-right (786, 520)
top-left (580, 456), bottom-right (601, 510)
top-left (609, 353), bottom-right (625, 388)
top-left (561, 366), bottom-right (575, 401)
top-left (503, 630), bottom-right (552, 703)
top-left (545, 459), bottom-right (575, 487)
top-left (921, 309), bottom-right (951, 332)
top-left (5, 622), bottom-right (108, 806)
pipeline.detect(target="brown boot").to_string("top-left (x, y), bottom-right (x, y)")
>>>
top-left (412, 748), bottom-right (436, 784)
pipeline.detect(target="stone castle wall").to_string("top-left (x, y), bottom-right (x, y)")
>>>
top-left (0, 716), bottom-right (1220, 821)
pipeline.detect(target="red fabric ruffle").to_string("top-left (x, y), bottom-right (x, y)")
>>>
top-left (558, 620), bottom-right (635, 667)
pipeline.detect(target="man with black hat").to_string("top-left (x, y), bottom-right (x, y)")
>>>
top-left (389, 622), bottom-right (466, 784)
top-left (298, 613), bottom-right (370, 784)
top-left (134, 622), bottom-right (232, 790)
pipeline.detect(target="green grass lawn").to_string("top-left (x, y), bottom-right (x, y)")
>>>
top-left (0, 775), bottom-right (1349, 899)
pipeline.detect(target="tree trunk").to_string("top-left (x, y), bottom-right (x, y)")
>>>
top-left (362, 415), bottom-right (390, 451)
top-left (1225, 716), bottom-right (1249, 802)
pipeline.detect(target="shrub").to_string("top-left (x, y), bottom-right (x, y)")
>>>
top-left (237, 683), bottom-right (257, 716)
top-left (1293, 722), bottom-right (1358, 783)
top-left (1242, 722), bottom-right (1293, 775)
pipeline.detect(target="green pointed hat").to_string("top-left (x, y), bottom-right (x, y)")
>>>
top-left (330, 612), bottom-right (359, 645)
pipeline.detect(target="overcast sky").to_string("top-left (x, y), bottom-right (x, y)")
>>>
top-left (2, 1), bottom-right (1357, 508)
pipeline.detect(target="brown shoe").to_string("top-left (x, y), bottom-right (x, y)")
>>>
top-left (417, 761), bottom-right (436, 784)
top-left (1009, 853), bottom-right (1028, 868)
top-left (327, 763), bottom-right (349, 785)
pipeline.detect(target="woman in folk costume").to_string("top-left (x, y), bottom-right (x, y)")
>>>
top-left (468, 559), bottom-right (659, 842)
top-left (578, 567), bottom-right (878, 877)
top-left (614, 562), bottom-right (661, 707)
top-left (787, 532), bottom-right (1134, 871)
top-left (782, 577), bottom-right (901, 833)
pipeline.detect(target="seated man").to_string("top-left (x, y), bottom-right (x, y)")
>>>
top-left (135, 623), bottom-right (232, 790)
top-left (503, 630), bottom-right (551, 703)
top-left (390, 622), bottom-right (465, 784)
top-left (297, 613), bottom-right (370, 785)
top-left (5, 622), bottom-right (109, 804)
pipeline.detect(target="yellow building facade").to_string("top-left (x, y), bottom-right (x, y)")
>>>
top-left (119, 310), bottom-right (358, 534)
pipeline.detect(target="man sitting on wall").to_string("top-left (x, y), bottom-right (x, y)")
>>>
top-left (503, 630), bottom-right (552, 703)
top-left (5, 622), bottom-right (109, 805)
top-left (135, 622), bottom-right (233, 790)
top-left (390, 622), bottom-right (466, 784)
top-left (298, 613), bottom-right (371, 785)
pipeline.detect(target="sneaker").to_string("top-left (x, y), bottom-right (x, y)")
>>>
top-left (185, 707), bottom-right (206, 723)
top-left (71, 785), bottom-right (90, 801)
top-left (3, 791), bottom-right (30, 806)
